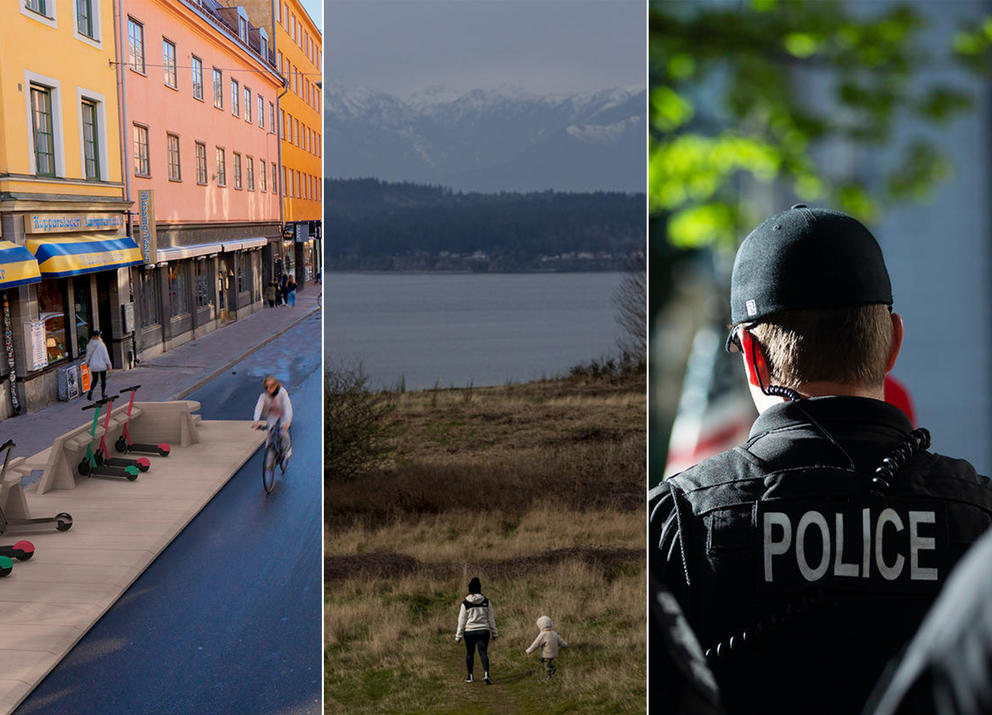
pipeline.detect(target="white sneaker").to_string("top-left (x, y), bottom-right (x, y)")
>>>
top-left (464, 674), bottom-right (473, 683)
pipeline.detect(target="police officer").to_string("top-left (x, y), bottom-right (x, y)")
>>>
top-left (649, 206), bottom-right (992, 714)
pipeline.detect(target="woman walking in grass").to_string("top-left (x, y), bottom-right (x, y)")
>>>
top-left (454, 577), bottom-right (497, 685)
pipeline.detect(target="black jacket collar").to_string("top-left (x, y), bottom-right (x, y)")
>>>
top-left (749, 395), bottom-right (913, 441)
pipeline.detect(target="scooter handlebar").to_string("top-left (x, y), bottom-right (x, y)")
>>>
top-left (0, 439), bottom-right (14, 451)
top-left (83, 396), bottom-right (115, 410)
top-left (120, 385), bottom-right (141, 392)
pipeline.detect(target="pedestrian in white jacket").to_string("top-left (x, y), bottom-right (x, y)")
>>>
top-left (525, 615), bottom-right (568, 678)
top-left (455, 577), bottom-right (497, 685)
top-left (84, 331), bottom-right (111, 401)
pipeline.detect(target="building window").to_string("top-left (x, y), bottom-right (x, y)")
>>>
top-left (191, 55), bottom-right (203, 100)
top-left (260, 36), bottom-right (268, 58)
top-left (73, 275), bottom-right (93, 358)
top-left (168, 262), bottom-right (189, 317)
top-left (244, 87), bottom-right (251, 122)
top-left (258, 95), bottom-right (264, 128)
top-left (30, 85), bottom-right (56, 177)
top-left (76, 0), bottom-right (95, 39)
top-left (238, 16), bottom-right (248, 42)
top-left (272, 162), bottom-right (277, 193)
top-left (213, 68), bottom-right (223, 109)
top-left (38, 280), bottom-right (68, 364)
top-left (269, 102), bottom-right (275, 133)
top-left (260, 159), bottom-right (266, 192)
top-left (194, 260), bottom-right (214, 311)
top-left (246, 157), bottom-right (254, 191)
top-left (127, 17), bottom-right (145, 73)
top-left (216, 147), bottom-right (226, 186)
top-left (139, 268), bottom-right (161, 328)
top-left (195, 141), bottom-right (207, 184)
top-left (233, 152), bottom-right (242, 190)
top-left (81, 99), bottom-right (100, 180)
top-left (282, 166), bottom-right (287, 196)
top-left (133, 124), bottom-right (150, 176)
top-left (26, 0), bottom-right (51, 18)
top-left (167, 133), bottom-right (181, 181)
top-left (231, 78), bottom-right (239, 116)
top-left (162, 39), bottom-right (177, 88)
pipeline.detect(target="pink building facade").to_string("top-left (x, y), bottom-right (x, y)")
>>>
top-left (121, 0), bottom-right (283, 359)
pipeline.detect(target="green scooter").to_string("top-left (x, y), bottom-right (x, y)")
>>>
top-left (78, 398), bottom-right (139, 481)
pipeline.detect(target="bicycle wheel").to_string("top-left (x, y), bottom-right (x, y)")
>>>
top-left (262, 444), bottom-right (278, 494)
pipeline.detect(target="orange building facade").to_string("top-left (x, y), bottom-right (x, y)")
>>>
top-left (120, 0), bottom-right (284, 360)
top-left (229, 0), bottom-right (321, 286)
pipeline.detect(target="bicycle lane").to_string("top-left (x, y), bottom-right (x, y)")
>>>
top-left (14, 312), bottom-right (322, 714)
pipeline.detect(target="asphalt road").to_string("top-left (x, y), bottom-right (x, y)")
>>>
top-left (16, 312), bottom-right (323, 714)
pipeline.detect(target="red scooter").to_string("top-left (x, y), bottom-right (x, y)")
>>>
top-left (115, 385), bottom-right (171, 457)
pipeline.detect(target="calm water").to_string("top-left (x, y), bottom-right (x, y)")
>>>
top-left (324, 272), bottom-right (626, 390)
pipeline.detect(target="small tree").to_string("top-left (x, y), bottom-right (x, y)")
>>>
top-left (614, 255), bottom-right (647, 364)
top-left (324, 365), bottom-right (394, 482)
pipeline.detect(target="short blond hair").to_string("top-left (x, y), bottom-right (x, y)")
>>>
top-left (751, 305), bottom-right (892, 389)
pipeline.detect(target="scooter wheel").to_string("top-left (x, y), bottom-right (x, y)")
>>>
top-left (78, 460), bottom-right (91, 477)
top-left (115, 436), bottom-right (127, 453)
top-left (13, 540), bottom-right (34, 561)
top-left (56, 513), bottom-right (73, 532)
top-left (137, 458), bottom-right (151, 472)
top-left (126, 472), bottom-right (138, 482)
top-left (94, 451), bottom-right (105, 466)
top-left (0, 556), bottom-right (12, 577)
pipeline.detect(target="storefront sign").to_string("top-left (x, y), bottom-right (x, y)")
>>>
top-left (295, 224), bottom-right (307, 243)
top-left (26, 320), bottom-right (46, 371)
top-left (24, 214), bottom-right (125, 235)
top-left (282, 227), bottom-right (294, 240)
top-left (122, 303), bottom-right (135, 333)
top-left (80, 362), bottom-right (91, 393)
top-left (137, 189), bottom-right (158, 264)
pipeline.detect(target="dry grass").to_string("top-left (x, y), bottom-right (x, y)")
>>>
top-left (325, 374), bottom-right (646, 713)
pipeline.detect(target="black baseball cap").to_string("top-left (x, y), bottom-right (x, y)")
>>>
top-left (726, 205), bottom-right (892, 351)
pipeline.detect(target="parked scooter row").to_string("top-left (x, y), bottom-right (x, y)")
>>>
top-left (77, 386), bottom-right (171, 480)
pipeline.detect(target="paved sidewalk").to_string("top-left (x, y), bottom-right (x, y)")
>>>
top-left (1, 287), bottom-right (321, 459)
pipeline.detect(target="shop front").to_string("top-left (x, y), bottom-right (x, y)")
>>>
top-left (0, 210), bottom-right (141, 414)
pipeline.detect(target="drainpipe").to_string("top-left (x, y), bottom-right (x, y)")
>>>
top-left (271, 0), bottom-right (289, 280)
top-left (114, 0), bottom-right (138, 367)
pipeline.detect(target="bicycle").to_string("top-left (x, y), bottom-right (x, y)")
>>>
top-left (254, 419), bottom-right (288, 494)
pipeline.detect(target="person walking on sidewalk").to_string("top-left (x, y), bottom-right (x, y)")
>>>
top-left (287, 275), bottom-right (297, 309)
top-left (455, 577), bottom-right (497, 685)
top-left (265, 280), bottom-right (277, 308)
top-left (85, 330), bottom-right (111, 401)
top-left (280, 273), bottom-right (289, 306)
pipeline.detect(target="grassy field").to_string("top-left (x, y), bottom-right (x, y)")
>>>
top-left (325, 374), bottom-right (646, 713)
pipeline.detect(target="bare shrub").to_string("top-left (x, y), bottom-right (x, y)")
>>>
top-left (324, 365), bottom-right (394, 484)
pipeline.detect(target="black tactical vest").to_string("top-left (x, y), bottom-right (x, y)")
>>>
top-left (651, 397), bottom-right (992, 715)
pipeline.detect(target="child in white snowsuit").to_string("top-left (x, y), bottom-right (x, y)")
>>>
top-left (525, 615), bottom-right (568, 678)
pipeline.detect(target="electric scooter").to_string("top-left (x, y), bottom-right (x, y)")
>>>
top-left (114, 385), bottom-right (170, 457)
top-left (78, 399), bottom-right (139, 481)
top-left (0, 439), bottom-right (72, 532)
top-left (95, 395), bottom-right (150, 472)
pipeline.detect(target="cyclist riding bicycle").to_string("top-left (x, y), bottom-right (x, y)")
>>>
top-left (252, 376), bottom-right (293, 466)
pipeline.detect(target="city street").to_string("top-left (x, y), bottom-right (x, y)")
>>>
top-left (14, 312), bottom-right (322, 714)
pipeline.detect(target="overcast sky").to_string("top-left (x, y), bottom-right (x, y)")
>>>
top-left (323, 0), bottom-right (644, 96)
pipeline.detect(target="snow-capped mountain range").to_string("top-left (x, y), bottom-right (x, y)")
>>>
top-left (324, 82), bottom-right (646, 193)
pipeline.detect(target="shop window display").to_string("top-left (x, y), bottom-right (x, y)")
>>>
top-left (37, 280), bottom-right (68, 364)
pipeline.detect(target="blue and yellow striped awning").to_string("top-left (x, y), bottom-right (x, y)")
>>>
top-left (27, 236), bottom-right (143, 278)
top-left (0, 241), bottom-right (42, 289)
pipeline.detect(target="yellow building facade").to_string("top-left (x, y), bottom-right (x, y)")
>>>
top-left (228, 0), bottom-right (321, 284)
top-left (0, 0), bottom-right (138, 415)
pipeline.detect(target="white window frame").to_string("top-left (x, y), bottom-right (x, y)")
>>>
top-left (24, 70), bottom-right (65, 177)
top-left (191, 55), bottom-right (204, 101)
top-left (73, 0), bottom-right (102, 48)
top-left (76, 87), bottom-right (109, 182)
top-left (22, 0), bottom-right (57, 29)
top-left (258, 95), bottom-right (264, 128)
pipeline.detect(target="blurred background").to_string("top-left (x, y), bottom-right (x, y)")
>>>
top-left (649, 0), bottom-right (992, 486)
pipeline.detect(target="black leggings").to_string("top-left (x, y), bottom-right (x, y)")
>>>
top-left (464, 630), bottom-right (490, 675)
top-left (88, 370), bottom-right (106, 398)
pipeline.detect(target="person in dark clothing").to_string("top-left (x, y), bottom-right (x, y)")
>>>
top-left (454, 577), bottom-right (497, 685)
top-left (649, 205), bottom-right (992, 715)
top-left (279, 273), bottom-right (288, 306)
top-left (866, 526), bottom-right (992, 715)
